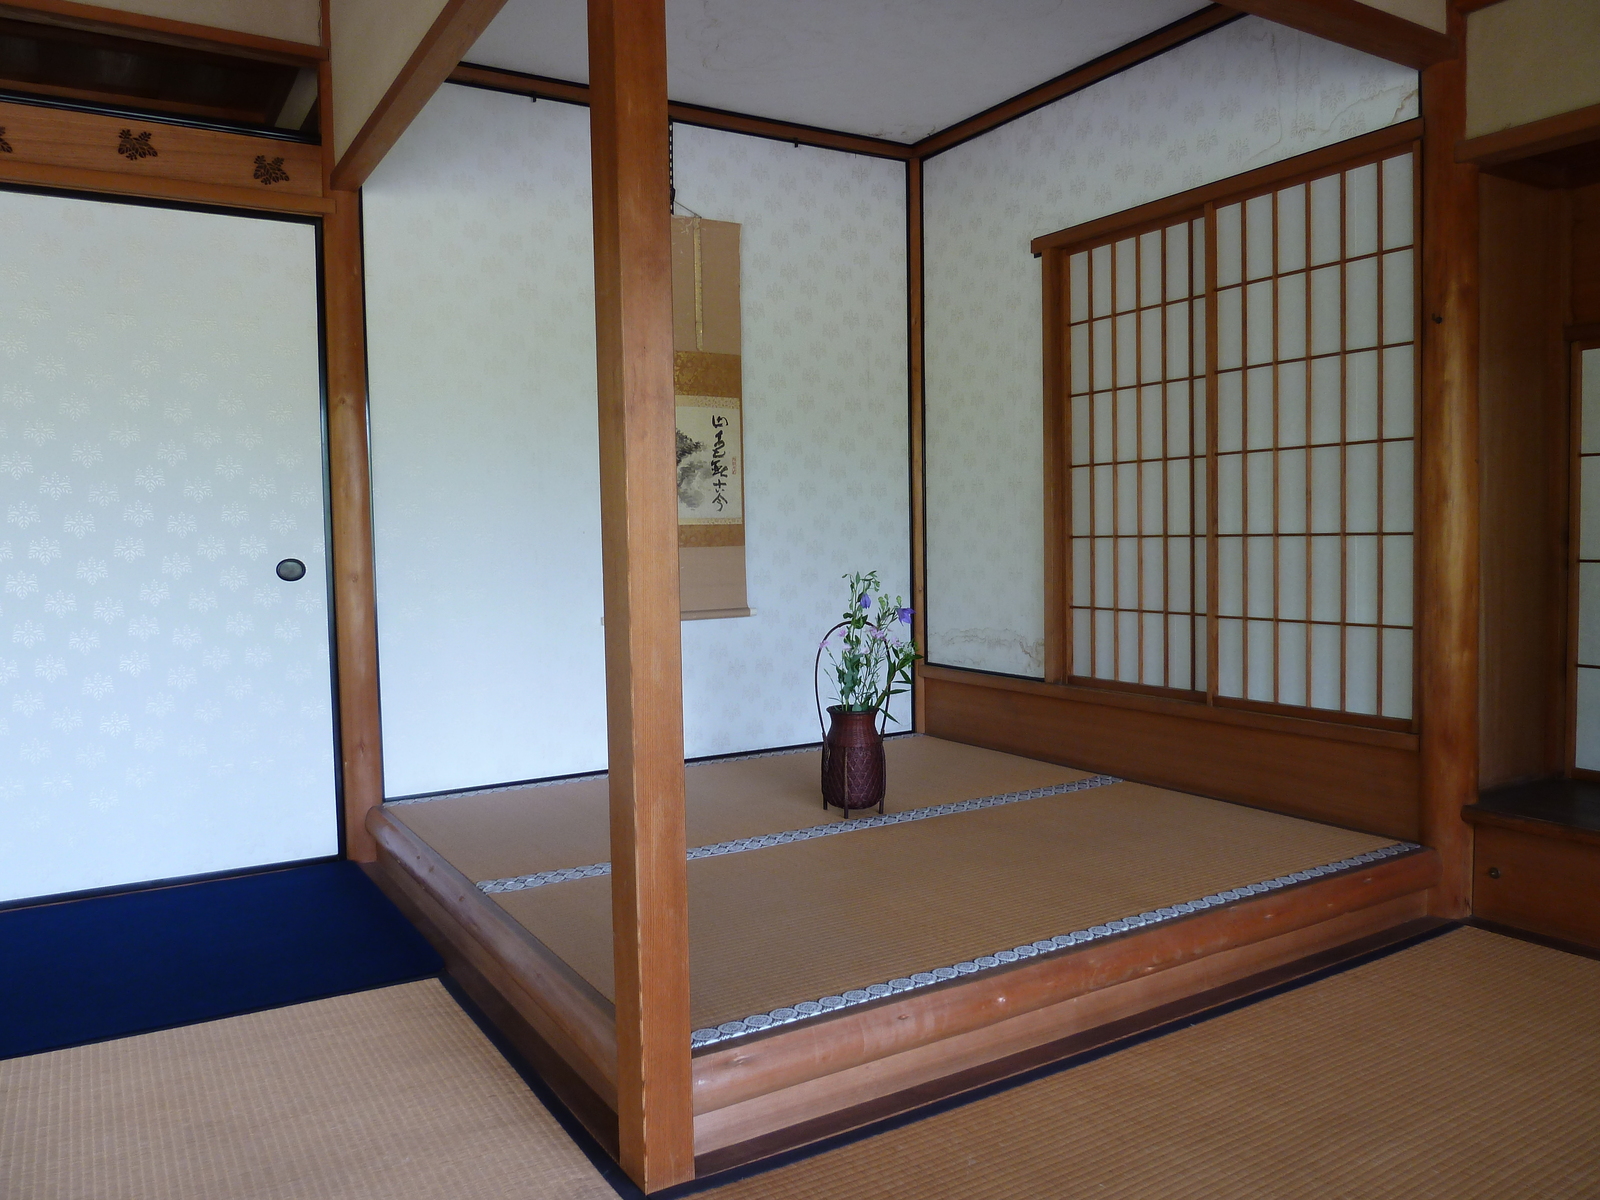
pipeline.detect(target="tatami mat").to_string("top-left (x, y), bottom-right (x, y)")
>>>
top-left (0, 980), bottom-right (614, 1200)
top-left (495, 777), bottom-right (1394, 1030)
top-left (710, 927), bottom-right (1600, 1199)
top-left (391, 736), bottom-right (1091, 885)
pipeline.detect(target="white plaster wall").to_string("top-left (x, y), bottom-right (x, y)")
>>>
top-left (922, 16), bottom-right (1418, 677)
top-left (363, 85), bottom-right (907, 797)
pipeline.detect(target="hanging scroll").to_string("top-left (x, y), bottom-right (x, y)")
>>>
top-left (672, 215), bottom-right (750, 618)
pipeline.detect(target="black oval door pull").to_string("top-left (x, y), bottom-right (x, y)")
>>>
top-left (276, 558), bottom-right (306, 582)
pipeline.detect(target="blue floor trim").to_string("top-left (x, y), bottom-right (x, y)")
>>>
top-left (0, 861), bottom-right (442, 1060)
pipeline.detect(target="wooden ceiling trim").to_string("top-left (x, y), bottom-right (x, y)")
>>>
top-left (912, 6), bottom-right (1241, 160)
top-left (329, 0), bottom-right (509, 192)
top-left (1220, 0), bottom-right (1456, 69)
top-left (1457, 100), bottom-right (1600, 167)
top-left (449, 63), bottom-right (917, 160)
top-left (0, 94), bottom-right (324, 203)
top-left (0, 0), bottom-right (325, 65)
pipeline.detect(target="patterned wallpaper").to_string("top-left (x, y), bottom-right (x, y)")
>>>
top-left (923, 16), bottom-right (1419, 676)
top-left (363, 86), bottom-right (908, 797)
top-left (0, 189), bottom-right (335, 903)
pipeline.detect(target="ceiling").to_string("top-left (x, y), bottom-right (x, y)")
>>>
top-left (468, 0), bottom-right (1214, 144)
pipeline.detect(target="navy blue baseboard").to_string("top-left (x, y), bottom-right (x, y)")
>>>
top-left (0, 860), bottom-right (442, 1060)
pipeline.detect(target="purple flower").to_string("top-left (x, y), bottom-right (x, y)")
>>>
top-left (859, 592), bottom-right (871, 610)
top-left (897, 606), bottom-right (913, 625)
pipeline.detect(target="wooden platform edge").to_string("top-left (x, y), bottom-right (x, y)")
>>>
top-left (688, 848), bottom-right (1440, 1157)
top-left (365, 807), bottom-right (620, 1109)
top-left (360, 861), bottom-right (621, 1158)
top-left (695, 910), bottom-right (1453, 1176)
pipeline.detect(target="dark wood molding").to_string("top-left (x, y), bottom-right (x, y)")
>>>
top-left (920, 667), bottom-right (1421, 839)
top-left (913, 6), bottom-right (1240, 160)
top-left (906, 156), bottom-right (928, 729)
top-left (447, 62), bottom-right (917, 160)
top-left (919, 663), bottom-right (1418, 749)
top-left (1458, 101), bottom-right (1600, 168)
top-left (1567, 321), bottom-right (1600, 345)
top-left (1220, 0), bottom-right (1456, 68)
top-left (1032, 118), bottom-right (1423, 253)
top-left (1453, 0), bottom-right (1513, 12)
top-left (1416, 33), bottom-right (1480, 917)
top-left (0, 0), bottom-right (324, 65)
top-left (324, 191), bottom-right (383, 861)
top-left (587, 0), bottom-right (694, 1187)
top-left (329, 0), bottom-right (509, 191)
top-left (1463, 805), bottom-right (1600, 850)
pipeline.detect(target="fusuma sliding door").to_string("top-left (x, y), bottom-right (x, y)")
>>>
top-left (0, 188), bottom-right (336, 903)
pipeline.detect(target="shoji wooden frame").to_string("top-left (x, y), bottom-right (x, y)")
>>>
top-left (1043, 124), bottom-right (1422, 733)
top-left (1568, 338), bottom-right (1600, 780)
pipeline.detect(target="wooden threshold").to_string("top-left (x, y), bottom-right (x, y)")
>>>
top-left (366, 807), bottom-right (617, 1109)
top-left (688, 847), bottom-right (1438, 1163)
top-left (695, 912), bottom-right (1453, 1176)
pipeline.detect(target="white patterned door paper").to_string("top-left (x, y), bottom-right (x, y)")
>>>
top-left (0, 188), bottom-right (336, 904)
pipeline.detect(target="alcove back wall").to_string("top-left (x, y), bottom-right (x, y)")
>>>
top-left (362, 84), bottom-right (908, 798)
top-left (922, 16), bottom-right (1419, 678)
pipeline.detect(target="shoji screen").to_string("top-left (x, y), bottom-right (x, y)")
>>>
top-left (1057, 145), bottom-right (1416, 726)
top-left (0, 188), bottom-right (336, 903)
top-left (1066, 216), bottom-right (1208, 692)
top-left (1575, 347), bottom-right (1600, 770)
top-left (1211, 152), bottom-right (1416, 720)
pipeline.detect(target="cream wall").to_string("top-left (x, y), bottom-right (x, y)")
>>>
top-left (328, 0), bottom-right (449, 159)
top-left (362, 85), bottom-right (908, 797)
top-left (79, 0), bottom-right (319, 43)
top-left (922, 16), bottom-right (1418, 677)
top-left (1466, 0), bottom-right (1600, 139)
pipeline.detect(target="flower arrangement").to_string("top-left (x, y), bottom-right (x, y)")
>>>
top-left (822, 570), bottom-right (919, 718)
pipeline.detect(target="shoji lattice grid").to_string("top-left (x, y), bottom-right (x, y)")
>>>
top-left (1574, 347), bottom-right (1600, 771)
top-left (1066, 217), bottom-right (1209, 692)
top-left (1059, 148), bottom-right (1417, 725)
top-left (1212, 152), bottom-right (1415, 720)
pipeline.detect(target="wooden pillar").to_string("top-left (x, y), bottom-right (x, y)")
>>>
top-left (325, 189), bottom-right (384, 862)
top-left (908, 157), bottom-right (928, 728)
top-left (587, 0), bottom-right (694, 1188)
top-left (1418, 37), bottom-right (1479, 916)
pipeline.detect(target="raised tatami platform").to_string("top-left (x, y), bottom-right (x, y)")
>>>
top-left (368, 736), bottom-right (1440, 1174)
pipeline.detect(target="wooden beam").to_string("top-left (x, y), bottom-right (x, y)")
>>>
top-left (1041, 248), bottom-right (1069, 685)
top-left (1219, 0), bottom-right (1456, 69)
top-left (1458, 100), bottom-right (1600, 169)
top-left (323, 190), bottom-right (384, 862)
top-left (447, 62), bottom-right (917, 161)
top-left (907, 157), bottom-right (928, 729)
top-left (0, 0), bottom-right (325, 65)
top-left (913, 7), bottom-right (1240, 160)
top-left (587, 0), bottom-right (694, 1189)
top-left (1417, 38), bottom-right (1479, 917)
top-left (330, 0), bottom-right (509, 192)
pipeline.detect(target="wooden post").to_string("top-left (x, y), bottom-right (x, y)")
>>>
top-left (1418, 37), bottom-right (1479, 916)
top-left (908, 156), bottom-right (928, 728)
top-left (324, 188), bottom-right (384, 862)
top-left (587, 0), bottom-right (695, 1188)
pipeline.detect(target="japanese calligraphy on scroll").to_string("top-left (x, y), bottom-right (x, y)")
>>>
top-left (673, 216), bottom-right (748, 618)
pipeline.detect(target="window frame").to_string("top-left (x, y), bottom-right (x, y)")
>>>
top-left (1042, 131), bottom-right (1422, 735)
